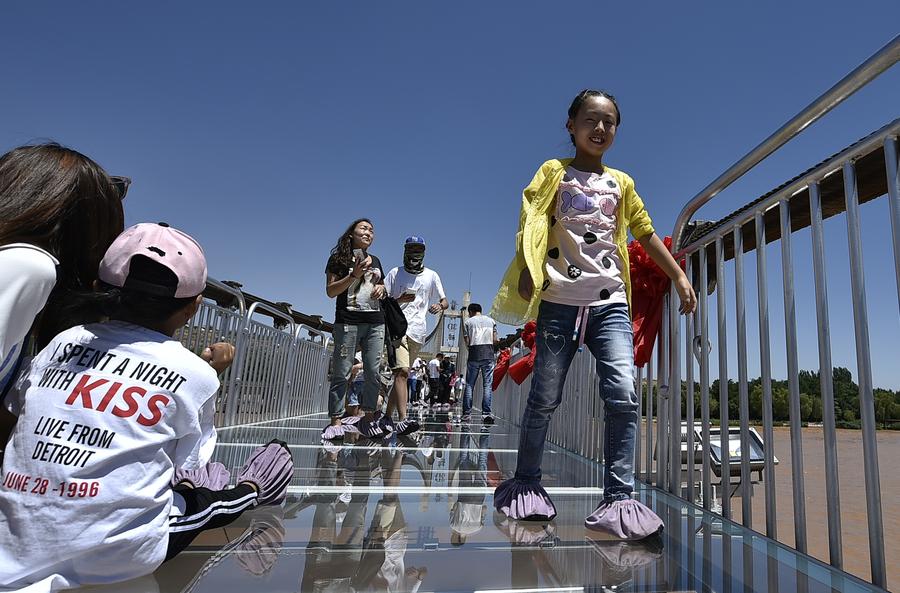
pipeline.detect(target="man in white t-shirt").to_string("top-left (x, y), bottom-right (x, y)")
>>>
top-left (383, 236), bottom-right (448, 434)
top-left (462, 303), bottom-right (499, 424)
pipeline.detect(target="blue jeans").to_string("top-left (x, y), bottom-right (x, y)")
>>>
top-left (328, 323), bottom-right (385, 417)
top-left (514, 300), bottom-right (637, 500)
top-left (463, 359), bottom-right (494, 416)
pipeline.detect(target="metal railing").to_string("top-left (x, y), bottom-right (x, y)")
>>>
top-left (488, 35), bottom-right (898, 590)
top-left (655, 37), bottom-right (898, 589)
top-left (175, 277), bottom-right (331, 429)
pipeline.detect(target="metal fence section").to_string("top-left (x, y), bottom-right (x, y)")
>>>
top-left (659, 38), bottom-right (899, 588)
top-left (486, 36), bottom-right (898, 590)
top-left (176, 278), bottom-right (331, 429)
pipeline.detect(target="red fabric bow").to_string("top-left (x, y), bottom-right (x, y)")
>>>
top-left (629, 236), bottom-right (676, 366)
top-left (492, 348), bottom-right (511, 390)
top-left (508, 320), bottom-right (537, 384)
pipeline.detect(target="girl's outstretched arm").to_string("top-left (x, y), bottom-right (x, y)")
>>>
top-left (637, 233), bottom-right (697, 314)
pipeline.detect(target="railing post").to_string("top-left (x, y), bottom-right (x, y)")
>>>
top-left (843, 160), bottom-right (886, 587)
top-left (715, 235), bottom-right (730, 519)
top-left (684, 254), bottom-right (696, 504)
top-left (733, 223), bottom-right (752, 527)
top-left (885, 135), bottom-right (900, 317)
top-left (699, 245), bottom-right (712, 511)
top-left (754, 210), bottom-right (777, 539)
top-left (779, 198), bottom-right (808, 554)
top-left (668, 286), bottom-right (682, 496)
top-left (808, 180), bottom-right (843, 568)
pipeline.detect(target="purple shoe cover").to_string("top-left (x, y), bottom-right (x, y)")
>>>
top-left (494, 515), bottom-right (557, 545)
top-left (322, 422), bottom-right (359, 440)
top-left (493, 478), bottom-right (557, 521)
top-left (584, 498), bottom-right (664, 540)
top-left (587, 539), bottom-right (663, 568)
top-left (172, 461), bottom-right (231, 490)
top-left (237, 440), bottom-right (294, 505)
top-left (341, 415), bottom-right (362, 426)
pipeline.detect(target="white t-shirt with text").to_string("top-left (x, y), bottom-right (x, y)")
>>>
top-left (0, 321), bottom-right (220, 590)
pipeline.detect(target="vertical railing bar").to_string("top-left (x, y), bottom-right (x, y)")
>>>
top-left (808, 180), bottom-right (844, 568)
top-left (779, 197), bottom-right (808, 554)
top-left (684, 254), bottom-right (695, 504)
top-left (669, 286), bottom-right (682, 496)
top-left (646, 347), bottom-right (654, 483)
top-left (636, 365), bottom-right (643, 481)
top-left (716, 235), bottom-right (730, 519)
top-left (884, 136), bottom-right (900, 317)
top-left (843, 160), bottom-right (886, 587)
top-left (699, 244), bottom-right (712, 511)
top-left (755, 210), bottom-right (777, 539)
top-left (733, 223), bottom-right (752, 527)
top-left (656, 302), bottom-right (668, 490)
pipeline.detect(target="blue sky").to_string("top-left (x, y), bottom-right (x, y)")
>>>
top-left (2, 2), bottom-right (898, 387)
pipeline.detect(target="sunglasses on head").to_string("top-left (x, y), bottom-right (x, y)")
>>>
top-left (110, 176), bottom-right (132, 200)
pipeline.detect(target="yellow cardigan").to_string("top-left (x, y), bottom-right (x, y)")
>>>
top-left (490, 158), bottom-right (655, 326)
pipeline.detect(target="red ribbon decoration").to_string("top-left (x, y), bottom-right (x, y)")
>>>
top-left (629, 236), bottom-right (676, 367)
top-left (508, 320), bottom-right (537, 384)
top-left (492, 348), bottom-right (511, 390)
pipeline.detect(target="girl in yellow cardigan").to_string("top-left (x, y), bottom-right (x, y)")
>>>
top-left (491, 89), bottom-right (696, 539)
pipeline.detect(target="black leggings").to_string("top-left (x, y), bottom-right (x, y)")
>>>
top-left (165, 483), bottom-right (258, 560)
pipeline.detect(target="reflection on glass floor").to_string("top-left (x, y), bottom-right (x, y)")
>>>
top-left (119, 411), bottom-right (885, 593)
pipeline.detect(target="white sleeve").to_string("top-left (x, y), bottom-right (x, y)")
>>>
top-left (384, 268), bottom-right (397, 296)
top-left (0, 247), bottom-right (57, 363)
top-left (430, 272), bottom-right (446, 302)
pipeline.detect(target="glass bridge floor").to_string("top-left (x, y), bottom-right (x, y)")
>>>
top-left (82, 410), bottom-right (886, 593)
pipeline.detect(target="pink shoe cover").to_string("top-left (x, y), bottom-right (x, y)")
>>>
top-left (584, 498), bottom-right (664, 540)
top-left (172, 461), bottom-right (231, 490)
top-left (493, 478), bottom-right (557, 521)
top-left (237, 439), bottom-right (294, 505)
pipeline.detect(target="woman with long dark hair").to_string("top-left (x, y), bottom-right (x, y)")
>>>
top-left (323, 218), bottom-right (388, 439)
top-left (0, 143), bottom-right (126, 397)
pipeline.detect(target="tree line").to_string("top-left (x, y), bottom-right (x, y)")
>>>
top-left (641, 367), bottom-right (900, 430)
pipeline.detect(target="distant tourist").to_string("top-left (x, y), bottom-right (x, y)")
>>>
top-left (462, 303), bottom-right (499, 424)
top-left (427, 353), bottom-right (443, 408)
top-left (384, 236), bottom-right (448, 433)
top-left (323, 219), bottom-right (388, 440)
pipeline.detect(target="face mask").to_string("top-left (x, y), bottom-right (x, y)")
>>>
top-left (404, 247), bottom-right (425, 274)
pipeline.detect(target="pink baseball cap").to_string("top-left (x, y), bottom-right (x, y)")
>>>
top-left (99, 222), bottom-right (207, 298)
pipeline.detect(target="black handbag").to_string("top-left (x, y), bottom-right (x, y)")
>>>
top-left (381, 296), bottom-right (408, 342)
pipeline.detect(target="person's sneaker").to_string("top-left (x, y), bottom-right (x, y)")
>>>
top-left (461, 414), bottom-right (471, 423)
top-left (483, 414), bottom-right (495, 425)
top-left (237, 439), bottom-right (294, 506)
top-left (395, 418), bottom-right (421, 436)
top-left (358, 418), bottom-right (386, 439)
top-left (441, 403), bottom-right (451, 411)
